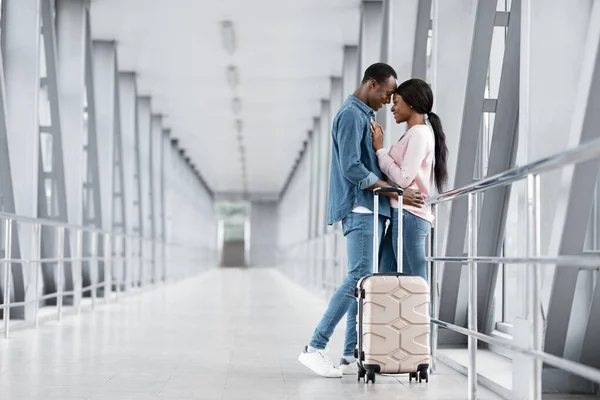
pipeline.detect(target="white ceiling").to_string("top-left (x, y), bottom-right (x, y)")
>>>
top-left (90, 0), bottom-right (362, 194)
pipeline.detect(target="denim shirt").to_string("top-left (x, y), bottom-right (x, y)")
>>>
top-left (327, 95), bottom-right (391, 225)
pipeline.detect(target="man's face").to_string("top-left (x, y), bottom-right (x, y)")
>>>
top-left (368, 77), bottom-right (398, 111)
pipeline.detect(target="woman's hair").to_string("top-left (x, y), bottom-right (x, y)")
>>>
top-left (395, 79), bottom-right (448, 193)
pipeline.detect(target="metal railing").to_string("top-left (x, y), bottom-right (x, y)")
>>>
top-left (277, 136), bottom-right (600, 399)
top-left (0, 211), bottom-right (215, 338)
top-left (425, 136), bottom-right (600, 399)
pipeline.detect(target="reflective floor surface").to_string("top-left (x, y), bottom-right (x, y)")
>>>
top-left (0, 267), bottom-right (506, 399)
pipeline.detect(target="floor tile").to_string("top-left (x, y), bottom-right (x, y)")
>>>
top-left (0, 268), bottom-right (510, 400)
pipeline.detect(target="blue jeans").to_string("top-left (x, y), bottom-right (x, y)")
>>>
top-left (380, 209), bottom-right (431, 281)
top-left (309, 212), bottom-right (387, 356)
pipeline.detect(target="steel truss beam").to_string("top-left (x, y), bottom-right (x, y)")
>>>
top-left (39, 0), bottom-right (75, 305)
top-left (476, 0), bottom-right (521, 335)
top-left (0, 21), bottom-right (19, 318)
top-left (83, 11), bottom-right (105, 291)
top-left (542, 1), bottom-right (600, 388)
top-left (2, 0), bottom-right (42, 319)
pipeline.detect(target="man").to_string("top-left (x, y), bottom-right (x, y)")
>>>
top-left (298, 63), bottom-right (425, 377)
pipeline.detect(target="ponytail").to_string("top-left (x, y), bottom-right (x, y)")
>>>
top-left (427, 112), bottom-right (448, 193)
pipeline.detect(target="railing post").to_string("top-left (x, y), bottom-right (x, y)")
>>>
top-left (56, 226), bottom-right (65, 321)
top-left (527, 173), bottom-right (543, 399)
top-left (138, 237), bottom-right (143, 289)
top-left (162, 241), bottom-right (167, 283)
top-left (104, 233), bottom-right (111, 304)
top-left (430, 205), bottom-right (439, 374)
top-left (125, 236), bottom-right (132, 293)
top-left (467, 193), bottom-right (478, 400)
top-left (33, 223), bottom-right (41, 328)
top-left (90, 231), bottom-right (98, 308)
top-left (75, 229), bottom-right (83, 314)
top-left (114, 234), bottom-right (120, 299)
top-left (3, 218), bottom-right (13, 338)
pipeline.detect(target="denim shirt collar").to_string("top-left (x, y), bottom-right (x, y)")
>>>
top-left (348, 95), bottom-right (375, 119)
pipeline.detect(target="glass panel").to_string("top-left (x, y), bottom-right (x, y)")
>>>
top-left (39, 85), bottom-right (52, 127)
top-left (40, 132), bottom-right (53, 173)
top-left (502, 263), bottom-right (519, 323)
top-left (494, 259), bottom-right (504, 323)
top-left (39, 32), bottom-right (47, 79)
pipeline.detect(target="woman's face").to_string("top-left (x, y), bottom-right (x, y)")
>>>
top-left (391, 93), bottom-right (412, 124)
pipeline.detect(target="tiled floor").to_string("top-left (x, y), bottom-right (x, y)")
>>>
top-left (0, 267), bottom-right (505, 400)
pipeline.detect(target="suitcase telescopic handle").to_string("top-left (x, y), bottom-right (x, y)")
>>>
top-left (372, 187), bottom-right (404, 274)
top-left (373, 187), bottom-right (404, 195)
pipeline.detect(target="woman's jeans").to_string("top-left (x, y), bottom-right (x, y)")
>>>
top-left (309, 212), bottom-right (387, 356)
top-left (379, 209), bottom-right (431, 281)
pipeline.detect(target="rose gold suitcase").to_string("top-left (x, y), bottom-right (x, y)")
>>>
top-left (354, 187), bottom-right (430, 384)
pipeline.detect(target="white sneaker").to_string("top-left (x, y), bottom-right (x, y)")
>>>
top-left (298, 346), bottom-right (343, 378)
top-left (339, 358), bottom-right (358, 375)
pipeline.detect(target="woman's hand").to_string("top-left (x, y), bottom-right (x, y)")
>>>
top-left (370, 119), bottom-right (384, 151)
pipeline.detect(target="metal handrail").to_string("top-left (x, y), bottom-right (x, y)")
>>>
top-left (431, 319), bottom-right (600, 384)
top-left (426, 255), bottom-right (600, 269)
top-left (0, 213), bottom-right (213, 338)
top-left (0, 210), bottom-right (179, 246)
top-left (428, 135), bottom-right (600, 205)
top-left (423, 136), bottom-right (600, 398)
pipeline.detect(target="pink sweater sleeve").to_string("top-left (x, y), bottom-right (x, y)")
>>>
top-left (376, 132), bottom-right (429, 188)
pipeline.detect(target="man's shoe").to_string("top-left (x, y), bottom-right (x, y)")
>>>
top-left (298, 346), bottom-right (343, 378)
top-left (339, 358), bottom-right (358, 375)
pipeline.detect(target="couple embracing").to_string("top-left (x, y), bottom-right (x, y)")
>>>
top-left (299, 62), bottom-right (449, 378)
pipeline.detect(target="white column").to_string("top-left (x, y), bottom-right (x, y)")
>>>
top-left (317, 100), bottom-right (330, 236)
top-left (358, 1), bottom-right (384, 81)
top-left (382, 0), bottom-right (420, 145)
top-left (57, 0), bottom-right (87, 277)
top-left (137, 96), bottom-right (152, 240)
top-left (92, 40), bottom-right (117, 231)
top-left (118, 73), bottom-right (140, 237)
top-left (151, 115), bottom-right (162, 281)
top-left (342, 45), bottom-right (359, 98)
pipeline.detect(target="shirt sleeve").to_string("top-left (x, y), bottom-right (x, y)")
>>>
top-left (335, 109), bottom-right (379, 189)
top-left (376, 131), bottom-right (429, 188)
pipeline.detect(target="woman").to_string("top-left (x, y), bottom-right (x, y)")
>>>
top-left (371, 78), bottom-right (448, 281)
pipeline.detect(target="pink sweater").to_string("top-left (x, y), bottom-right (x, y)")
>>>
top-left (376, 124), bottom-right (435, 225)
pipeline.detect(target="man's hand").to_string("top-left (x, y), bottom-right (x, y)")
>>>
top-left (402, 187), bottom-right (425, 207)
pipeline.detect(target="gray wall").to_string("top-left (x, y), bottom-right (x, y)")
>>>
top-left (249, 201), bottom-right (278, 267)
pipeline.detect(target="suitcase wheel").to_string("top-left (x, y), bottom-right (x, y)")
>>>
top-left (409, 372), bottom-right (418, 382)
top-left (419, 369), bottom-right (429, 383)
top-left (357, 366), bottom-right (366, 382)
top-left (366, 370), bottom-right (376, 384)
